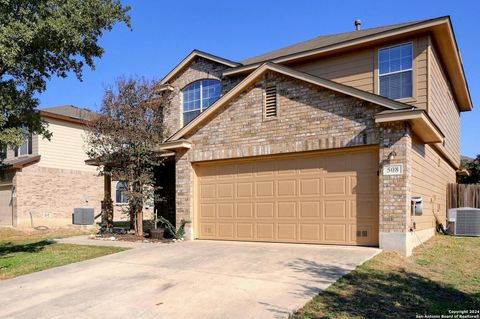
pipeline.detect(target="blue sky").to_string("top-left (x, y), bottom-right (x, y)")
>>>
top-left (38, 0), bottom-right (480, 157)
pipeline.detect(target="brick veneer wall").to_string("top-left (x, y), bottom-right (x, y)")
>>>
top-left (14, 164), bottom-right (104, 227)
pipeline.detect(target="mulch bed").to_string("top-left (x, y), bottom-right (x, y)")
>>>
top-left (92, 233), bottom-right (178, 243)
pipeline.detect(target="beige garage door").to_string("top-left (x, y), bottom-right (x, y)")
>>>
top-left (196, 148), bottom-right (379, 246)
top-left (0, 186), bottom-right (13, 226)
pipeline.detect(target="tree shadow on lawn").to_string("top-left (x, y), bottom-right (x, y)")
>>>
top-left (0, 240), bottom-right (52, 257)
top-left (290, 258), bottom-right (480, 319)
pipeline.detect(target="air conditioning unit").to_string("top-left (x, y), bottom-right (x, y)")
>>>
top-left (448, 208), bottom-right (480, 236)
top-left (72, 208), bottom-right (95, 225)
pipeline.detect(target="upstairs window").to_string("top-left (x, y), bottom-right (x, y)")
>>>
top-left (182, 79), bottom-right (221, 125)
top-left (15, 135), bottom-right (32, 157)
top-left (379, 43), bottom-right (413, 100)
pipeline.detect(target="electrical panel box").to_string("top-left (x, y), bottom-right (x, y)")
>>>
top-left (72, 208), bottom-right (95, 225)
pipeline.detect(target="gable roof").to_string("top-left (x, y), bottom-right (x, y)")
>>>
top-left (241, 20), bottom-right (425, 65)
top-left (41, 105), bottom-right (97, 124)
top-left (167, 63), bottom-right (412, 141)
top-left (160, 50), bottom-right (241, 85)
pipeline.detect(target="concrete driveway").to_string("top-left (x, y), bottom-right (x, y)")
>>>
top-left (0, 240), bottom-right (380, 319)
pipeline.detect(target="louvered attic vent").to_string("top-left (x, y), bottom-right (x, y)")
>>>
top-left (264, 86), bottom-right (277, 118)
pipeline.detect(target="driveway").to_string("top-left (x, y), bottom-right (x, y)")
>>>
top-left (0, 240), bottom-right (380, 319)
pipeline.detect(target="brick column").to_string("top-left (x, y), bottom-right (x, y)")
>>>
top-left (175, 149), bottom-right (194, 239)
top-left (378, 122), bottom-right (413, 255)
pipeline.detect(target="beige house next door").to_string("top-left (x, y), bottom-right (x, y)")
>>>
top-left (195, 147), bottom-right (379, 246)
top-left (0, 185), bottom-right (13, 226)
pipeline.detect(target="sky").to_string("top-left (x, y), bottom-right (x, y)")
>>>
top-left (38, 0), bottom-right (480, 157)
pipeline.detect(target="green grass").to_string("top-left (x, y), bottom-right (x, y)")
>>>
top-left (0, 228), bottom-right (126, 280)
top-left (293, 235), bottom-right (480, 319)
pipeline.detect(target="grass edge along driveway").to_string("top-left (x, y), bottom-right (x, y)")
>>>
top-left (293, 235), bottom-right (480, 319)
top-left (1, 228), bottom-right (126, 280)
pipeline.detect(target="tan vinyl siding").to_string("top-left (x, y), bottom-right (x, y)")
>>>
top-left (293, 48), bottom-right (374, 93)
top-left (411, 138), bottom-right (456, 230)
top-left (428, 45), bottom-right (461, 167)
top-left (414, 35), bottom-right (429, 109)
top-left (37, 118), bottom-right (95, 172)
top-left (292, 36), bottom-right (429, 109)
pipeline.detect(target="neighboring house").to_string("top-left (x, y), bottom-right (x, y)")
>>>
top-left (0, 105), bottom-right (131, 228)
top-left (148, 16), bottom-right (472, 256)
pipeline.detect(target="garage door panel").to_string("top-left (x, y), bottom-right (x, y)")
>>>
top-left (323, 177), bottom-right (347, 196)
top-left (256, 202), bottom-right (274, 218)
top-left (324, 224), bottom-right (347, 242)
top-left (218, 203), bottom-right (234, 218)
top-left (278, 223), bottom-right (296, 241)
top-left (200, 203), bottom-right (216, 218)
top-left (218, 183), bottom-right (234, 199)
top-left (299, 201), bottom-right (321, 218)
top-left (277, 180), bottom-right (296, 196)
top-left (299, 224), bottom-right (321, 241)
top-left (218, 223), bottom-right (234, 238)
top-left (256, 181), bottom-right (274, 197)
top-left (324, 200), bottom-right (347, 219)
top-left (257, 223), bottom-right (274, 240)
top-left (237, 223), bottom-right (254, 239)
top-left (278, 202), bottom-right (296, 218)
top-left (299, 178), bottom-right (320, 196)
top-left (236, 203), bottom-right (254, 218)
top-left (196, 149), bottom-right (379, 246)
top-left (199, 223), bottom-right (216, 237)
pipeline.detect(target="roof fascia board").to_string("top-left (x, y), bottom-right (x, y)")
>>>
top-left (40, 111), bottom-right (90, 125)
top-left (160, 50), bottom-right (241, 85)
top-left (168, 63), bottom-right (410, 141)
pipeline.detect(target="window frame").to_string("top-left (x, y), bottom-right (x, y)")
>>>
top-left (15, 135), bottom-right (32, 157)
top-left (115, 181), bottom-right (128, 204)
top-left (182, 79), bottom-right (221, 126)
top-left (377, 41), bottom-right (415, 101)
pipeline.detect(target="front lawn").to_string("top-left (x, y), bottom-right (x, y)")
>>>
top-left (293, 235), bottom-right (480, 319)
top-left (0, 228), bottom-right (126, 280)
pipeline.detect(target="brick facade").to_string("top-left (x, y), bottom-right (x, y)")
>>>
top-left (14, 164), bottom-right (104, 227)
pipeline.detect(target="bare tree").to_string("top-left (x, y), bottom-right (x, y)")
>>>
top-left (86, 77), bottom-right (169, 235)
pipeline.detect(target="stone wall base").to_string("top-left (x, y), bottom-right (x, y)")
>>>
top-left (380, 228), bottom-right (435, 256)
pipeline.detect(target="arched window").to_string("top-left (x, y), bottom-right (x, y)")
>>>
top-left (116, 181), bottom-right (128, 204)
top-left (182, 79), bottom-right (221, 125)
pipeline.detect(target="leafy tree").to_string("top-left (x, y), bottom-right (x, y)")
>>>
top-left (459, 155), bottom-right (480, 184)
top-left (0, 0), bottom-right (131, 152)
top-left (86, 78), bottom-right (170, 235)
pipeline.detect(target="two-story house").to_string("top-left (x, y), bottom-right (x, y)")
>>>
top-left (0, 105), bottom-right (131, 228)
top-left (145, 16), bottom-right (472, 256)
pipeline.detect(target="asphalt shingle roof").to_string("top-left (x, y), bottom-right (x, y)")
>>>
top-left (240, 19), bottom-right (429, 65)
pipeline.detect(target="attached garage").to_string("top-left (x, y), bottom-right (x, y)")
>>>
top-left (195, 147), bottom-right (379, 246)
top-left (0, 185), bottom-right (13, 226)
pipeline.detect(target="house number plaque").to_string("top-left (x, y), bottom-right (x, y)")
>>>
top-left (383, 164), bottom-right (404, 176)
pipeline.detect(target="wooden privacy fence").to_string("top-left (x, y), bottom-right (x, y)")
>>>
top-left (447, 183), bottom-right (480, 209)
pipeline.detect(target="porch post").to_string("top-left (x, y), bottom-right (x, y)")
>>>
top-left (101, 165), bottom-right (114, 231)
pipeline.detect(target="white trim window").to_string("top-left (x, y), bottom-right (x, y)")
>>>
top-left (15, 135), bottom-right (32, 157)
top-left (182, 79), bottom-right (221, 125)
top-left (379, 43), bottom-right (413, 100)
top-left (116, 181), bottom-right (128, 204)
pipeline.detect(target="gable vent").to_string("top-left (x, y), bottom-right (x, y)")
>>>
top-left (264, 85), bottom-right (278, 118)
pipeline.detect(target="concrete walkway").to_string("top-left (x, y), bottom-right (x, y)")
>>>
top-left (0, 240), bottom-right (380, 319)
top-left (55, 235), bottom-right (170, 248)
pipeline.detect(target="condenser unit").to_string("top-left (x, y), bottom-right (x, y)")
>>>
top-left (448, 208), bottom-right (480, 236)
